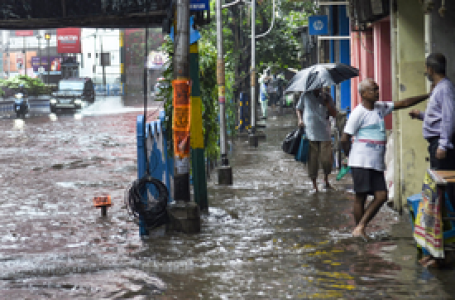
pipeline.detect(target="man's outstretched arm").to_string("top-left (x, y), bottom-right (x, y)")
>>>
top-left (394, 94), bottom-right (430, 110)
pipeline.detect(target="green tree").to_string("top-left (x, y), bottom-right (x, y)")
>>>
top-left (158, 35), bottom-right (221, 160)
top-left (0, 75), bottom-right (48, 96)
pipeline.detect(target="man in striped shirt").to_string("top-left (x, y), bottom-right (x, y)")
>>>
top-left (341, 79), bottom-right (429, 239)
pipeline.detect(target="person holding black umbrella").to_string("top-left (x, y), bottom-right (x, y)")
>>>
top-left (287, 63), bottom-right (360, 192)
top-left (296, 88), bottom-right (337, 192)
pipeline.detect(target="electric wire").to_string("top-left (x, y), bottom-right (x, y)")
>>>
top-left (124, 175), bottom-right (169, 230)
top-left (124, 0), bottom-right (169, 230)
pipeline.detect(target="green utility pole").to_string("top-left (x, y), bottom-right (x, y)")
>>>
top-left (190, 42), bottom-right (208, 211)
top-left (120, 30), bottom-right (126, 95)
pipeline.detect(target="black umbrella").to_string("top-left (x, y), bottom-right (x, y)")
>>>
top-left (285, 63), bottom-right (359, 94)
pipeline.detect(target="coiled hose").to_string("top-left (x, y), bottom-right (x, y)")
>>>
top-left (124, 175), bottom-right (169, 230)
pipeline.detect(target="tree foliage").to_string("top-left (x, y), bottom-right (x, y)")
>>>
top-left (0, 75), bottom-right (48, 96)
top-left (158, 36), bottom-right (221, 160)
top-left (203, 0), bottom-right (318, 81)
top-left (155, 0), bottom-right (317, 159)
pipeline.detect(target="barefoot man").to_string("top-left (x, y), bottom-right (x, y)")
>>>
top-left (296, 88), bottom-right (337, 192)
top-left (341, 79), bottom-right (429, 238)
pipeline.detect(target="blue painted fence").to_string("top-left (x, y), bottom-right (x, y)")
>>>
top-left (136, 110), bottom-right (173, 237)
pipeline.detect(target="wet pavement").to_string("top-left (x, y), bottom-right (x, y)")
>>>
top-left (0, 103), bottom-right (455, 299)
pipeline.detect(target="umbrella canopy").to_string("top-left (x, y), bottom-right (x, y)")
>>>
top-left (285, 63), bottom-right (359, 94)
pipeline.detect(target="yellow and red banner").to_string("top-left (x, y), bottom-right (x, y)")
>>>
top-left (172, 79), bottom-right (191, 158)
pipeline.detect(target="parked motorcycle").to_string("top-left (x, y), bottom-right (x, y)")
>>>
top-left (14, 92), bottom-right (29, 118)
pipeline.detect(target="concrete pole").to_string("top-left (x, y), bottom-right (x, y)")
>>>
top-left (173, 0), bottom-right (191, 203)
top-left (101, 35), bottom-right (106, 88)
top-left (47, 39), bottom-right (50, 84)
top-left (216, 0), bottom-right (233, 184)
top-left (38, 36), bottom-right (42, 80)
top-left (23, 37), bottom-right (27, 76)
top-left (248, 0), bottom-right (259, 147)
top-left (7, 31), bottom-right (10, 78)
top-left (120, 30), bottom-right (126, 96)
top-left (167, 0), bottom-right (201, 234)
top-left (190, 42), bottom-right (210, 209)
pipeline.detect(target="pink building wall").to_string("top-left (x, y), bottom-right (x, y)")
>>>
top-left (373, 19), bottom-right (392, 129)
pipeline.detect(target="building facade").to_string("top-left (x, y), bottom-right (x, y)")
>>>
top-left (349, 0), bottom-right (455, 211)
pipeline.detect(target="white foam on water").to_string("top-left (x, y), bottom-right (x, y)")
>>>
top-left (80, 97), bottom-right (157, 116)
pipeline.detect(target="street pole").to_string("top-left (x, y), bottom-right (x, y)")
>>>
top-left (47, 40), bottom-right (50, 84)
top-left (37, 35), bottom-right (42, 80)
top-left (23, 36), bottom-right (27, 76)
top-left (173, 0), bottom-right (191, 203)
top-left (167, 0), bottom-right (201, 234)
top-left (120, 29), bottom-right (126, 96)
top-left (7, 47), bottom-right (10, 78)
top-left (101, 37), bottom-right (106, 88)
top-left (216, 0), bottom-right (233, 184)
top-left (93, 29), bottom-right (97, 82)
top-left (45, 33), bottom-right (51, 85)
top-left (189, 42), bottom-right (210, 209)
top-left (249, 0), bottom-right (258, 147)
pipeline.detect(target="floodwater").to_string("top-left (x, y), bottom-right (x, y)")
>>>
top-left (0, 102), bottom-right (454, 299)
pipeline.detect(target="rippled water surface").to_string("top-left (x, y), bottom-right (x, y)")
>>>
top-left (0, 103), bottom-right (454, 299)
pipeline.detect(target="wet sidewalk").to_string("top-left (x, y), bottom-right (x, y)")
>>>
top-left (170, 115), bottom-right (455, 299)
top-left (1, 110), bottom-right (455, 299)
top-left (147, 114), bottom-right (455, 299)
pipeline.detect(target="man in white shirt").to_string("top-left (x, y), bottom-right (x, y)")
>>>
top-left (341, 78), bottom-right (429, 238)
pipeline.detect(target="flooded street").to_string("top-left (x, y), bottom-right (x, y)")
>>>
top-left (0, 102), bottom-right (455, 299)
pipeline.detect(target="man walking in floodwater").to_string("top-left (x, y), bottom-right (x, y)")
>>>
top-left (341, 78), bottom-right (429, 238)
top-left (296, 88), bottom-right (336, 192)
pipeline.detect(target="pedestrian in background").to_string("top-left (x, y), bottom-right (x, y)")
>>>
top-left (267, 73), bottom-right (280, 109)
top-left (341, 78), bottom-right (429, 239)
top-left (259, 75), bottom-right (269, 119)
top-left (296, 88), bottom-right (336, 192)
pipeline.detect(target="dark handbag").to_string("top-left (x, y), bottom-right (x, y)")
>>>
top-left (282, 127), bottom-right (304, 155)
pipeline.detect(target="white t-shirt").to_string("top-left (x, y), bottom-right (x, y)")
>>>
top-left (344, 101), bottom-right (394, 171)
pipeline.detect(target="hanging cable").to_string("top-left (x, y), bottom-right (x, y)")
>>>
top-left (222, 0), bottom-right (242, 8)
top-left (255, 0), bottom-right (275, 39)
top-left (124, 0), bottom-right (169, 230)
top-left (124, 175), bottom-right (169, 230)
top-left (143, 1), bottom-right (150, 175)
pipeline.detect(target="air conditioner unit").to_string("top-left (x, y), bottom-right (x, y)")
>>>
top-left (353, 0), bottom-right (389, 24)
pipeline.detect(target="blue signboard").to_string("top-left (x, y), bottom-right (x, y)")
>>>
top-left (190, 0), bottom-right (209, 11)
top-left (308, 15), bottom-right (329, 36)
